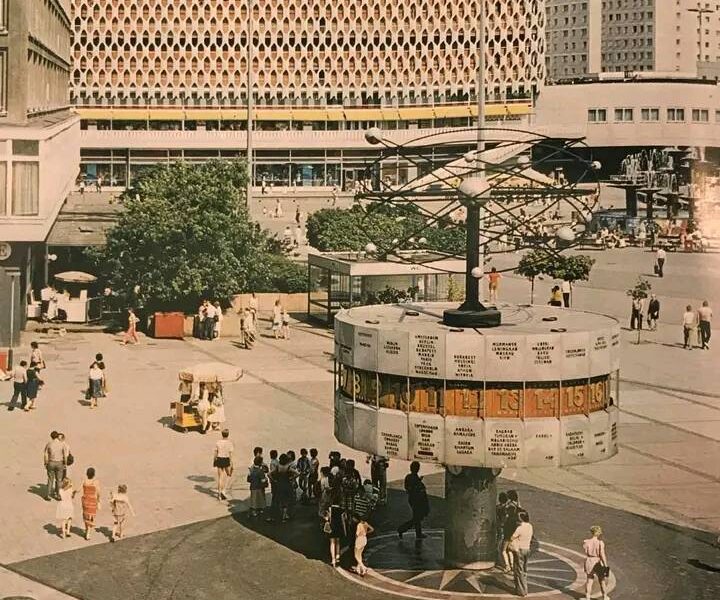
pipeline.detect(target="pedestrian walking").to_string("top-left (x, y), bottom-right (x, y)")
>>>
top-left (352, 519), bottom-right (375, 576)
top-left (561, 279), bottom-right (572, 308)
top-left (397, 461), bottom-right (429, 540)
top-left (488, 267), bottom-right (501, 303)
top-left (44, 431), bottom-right (67, 501)
top-left (272, 299), bottom-right (283, 339)
top-left (241, 307), bottom-right (256, 349)
top-left (30, 341), bottom-right (46, 370)
top-left (25, 364), bottom-right (43, 411)
top-left (324, 483), bottom-right (344, 567)
top-left (583, 526), bottom-right (610, 600)
top-left (630, 296), bottom-right (644, 331)
top-left (273, 454), bottom-right (298, 522)
top-left (496, 491), bottom-right (510, 570)
top-left (502, 490), bottom-right (522, 572)
top-left (247, 455), bottom-right (268, 517)
top-left (58, 432), bottom-right (72, 480)
top-left (295, 205), bottom-right (301, 225)
top-left (682, 304), bottom-right (698, 349)
top-left (698, 300), bottom-right (712, 350)
top-left (8, 360), bottom-right (28, 411)
top-left (510, 511), bottom-right (533, 597)
top-left (368, 454), bottom-right (389, 506)
top-left (213, 429), bottom-right (234, 500)
top-left (647, 294), bottom-right (660, 331)
top-left (81, 467), bottom-right (101, 540)
top-left (110, 484), bottom-right (136, 541)
top-left (207, 389), bottom-right (226, 431)
top-left (79, 179), bottom-right (85, 195)
top-left (266, 449), bottom-right (280, 522)
top-left (296, 448), bottom-right (311, 502)
top-left (55, 478), bottom-right (77, 538)
top-left (274, 198), bottom-right (283, 218)
top-left (281, 309), bottom-right (291, 340)
top-left (88, 361), bottom-right (105, 409)
top-left (122, 308), bottom-right (140, 345)
top-left (655, 247), bottom-right (666, 277)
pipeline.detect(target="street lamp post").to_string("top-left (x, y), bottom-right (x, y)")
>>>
top-left (246, 0), bottom-right (254, 207)
top-left (688, 3), bottom-right (716, 65)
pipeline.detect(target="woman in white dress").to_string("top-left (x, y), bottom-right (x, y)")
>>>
top-left (55, 478), bottom-right (77, 538)
top-left (197, 384), bottom-right (211, 434)
top-left (206, 383), bottom-right (226, 431)
top-left (272, 300), bottom-right (283, 339)
top-left (583, 525), bottom-right (610, 600)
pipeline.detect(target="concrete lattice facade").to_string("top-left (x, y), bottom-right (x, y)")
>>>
top-left (70, 0), bottom-right (546, 106)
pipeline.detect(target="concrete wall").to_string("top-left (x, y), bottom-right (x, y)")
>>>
top-left (0, 242), bottom-right (31, 348)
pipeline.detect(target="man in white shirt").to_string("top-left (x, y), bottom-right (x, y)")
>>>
top-left (8, 361), bottom-right (28, 411)
top-left (698, 300), bottom-right (712, 350)
top-left (656, 247), bottom-right (666, 278)
top-left (510, 511), bottom-right (534, 597)
top-left (682, 304), bottom-right (698, 350)
top-left (561, 280), bottom-right (572, 308)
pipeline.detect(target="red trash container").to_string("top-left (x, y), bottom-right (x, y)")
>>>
top-left (152, 312), bottom-right (185, 339)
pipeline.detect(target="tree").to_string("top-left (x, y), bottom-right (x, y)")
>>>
top-left (547, 254), bottom-right (596, 306)
top-left (514, 250), bottom-right (558, 303)
top-left (305, 203), bottom-right (466, 256)
top-left (626, 277), bottom-right (652, 344)
top-left (86, 160), bottom-right (305, 312)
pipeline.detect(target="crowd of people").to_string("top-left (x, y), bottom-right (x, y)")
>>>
top-left (195, 299), bottom-right (224, 340)
top-left (43, 431), bottom-right (136, 542)
top-left (629, 294), bottom-right (713, 350)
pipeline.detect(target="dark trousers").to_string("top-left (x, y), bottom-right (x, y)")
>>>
top-left (10, 382), bottom-right (27, 409)
top-left (371, 462), bottom-right (388, 504)
top-left (657, 258), bottom-right (665, 277)
top-left (683, 326), bottom-right (695, 348)
top-left (699, 321), bottom-right (711, 348)
top-left (562, 292), bottom-right (570, 308)
top-left (513, 548), bottom-right (530, 596)
top-left (398, 505), bottom-right (425, 537)
top-left (630, 308), bottom-right (643, 330)
top-left (204, 318), bottom-right (215, 340)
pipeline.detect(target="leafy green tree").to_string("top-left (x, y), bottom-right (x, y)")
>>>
top-left (305, 203), bottom-right (466, 256)
top-left (86, 160), bottom-right (305, 312)
top-left (514, 250), bottom-right (559, 303)
top-left (546, 254), bottom-right (596, 306)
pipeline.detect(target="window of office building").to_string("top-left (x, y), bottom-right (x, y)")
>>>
top-left (11, 162), bottom-right (39, 215)
top-left (667, 108), bottom-right (685, 122)
top-left (692, 109), bottom-right (709, 122)
top-left (614, 108), bottom-right (634, 122)
top-left (588, 108), bottom-right (607, 122)
top-left (641, 108), bottom-right (660, 122)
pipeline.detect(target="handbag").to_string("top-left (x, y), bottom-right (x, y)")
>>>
top-left (597, 564), bottom-right (610, 578)
top-left (66, 453), bottom-right (75, 466)
top-left (323, 520), bottom-right (332, 534)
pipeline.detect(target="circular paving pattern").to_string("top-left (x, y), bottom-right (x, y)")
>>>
top-left (338, 530), bottom-right (617, 599)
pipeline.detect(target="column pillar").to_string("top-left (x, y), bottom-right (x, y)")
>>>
top-left (444, 466), bottom-right (498, 568)
top-left (625, 187), bottom-right (638, 217)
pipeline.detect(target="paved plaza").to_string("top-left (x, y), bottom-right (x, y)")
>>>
top-left (1, 248), bottom-right (719, 600)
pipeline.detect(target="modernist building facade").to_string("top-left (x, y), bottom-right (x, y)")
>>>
top-left (0, 0), bottom-right (80, 351)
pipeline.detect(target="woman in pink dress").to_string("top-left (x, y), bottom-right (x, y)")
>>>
top-left (122, 308), bottom-right (140, 345)
top-left (583, 525), bottom-right (610, 600)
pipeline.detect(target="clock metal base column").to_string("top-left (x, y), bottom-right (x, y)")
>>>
top-left (444, 466), bottom-right (499, 569)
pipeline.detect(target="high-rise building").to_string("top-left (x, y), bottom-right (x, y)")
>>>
top-left (0, 0), bottom-right (80, 351)
top-left (546, 0), bottom-right (720, 78)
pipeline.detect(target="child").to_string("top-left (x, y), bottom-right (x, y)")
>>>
top-left (247, 455), bottom-right (268, 517)
top-left (55, 478), bottom-right (76, 538)
top-left (308, 448), bottom-right (320, 501)
top-left (110, 484), bottom-right (136, 542)
top-left (296, 448), bottom-right (311, 503)
top-left (352, 519), bottom-right (374, 575)
top-left (281, 310), bottom-right (290, 340)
